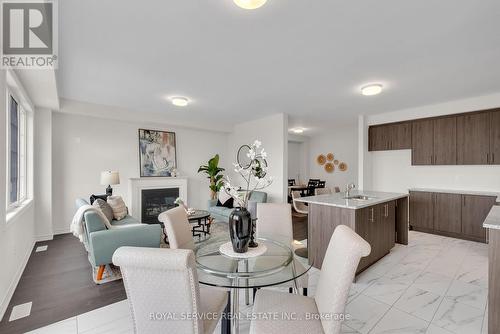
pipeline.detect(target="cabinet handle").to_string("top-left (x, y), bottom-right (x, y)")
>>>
top-left (487, 153), bottom-right (490, 164)
top-left (370, 208), bottom-right (374, 222)
top-left (493, 153), bottom-right (495, 164)
top-left (463, 196), bottom-right (466, 207)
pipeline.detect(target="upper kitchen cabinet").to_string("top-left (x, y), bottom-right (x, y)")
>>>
top-left (368, 122), bottom-right (411, 151)
top-left (457, 112), bottom-right (490, 164)
top-left (433, 116), bottom-right (457, 165)
top-left (490, 109), bottom-right (500, 164)
top-left (411, 119), bottom-right (434, 165)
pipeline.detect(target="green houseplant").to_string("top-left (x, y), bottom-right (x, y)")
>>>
top-left (198, 154), bottom-right (225, 200)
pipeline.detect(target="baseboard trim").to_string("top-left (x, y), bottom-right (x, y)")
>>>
top-left (54, 228), bottom-right (70, 235)
top-left (0, 239), bottom-right (36, 322)
top-left (36, 234), bottom-right (54, 242)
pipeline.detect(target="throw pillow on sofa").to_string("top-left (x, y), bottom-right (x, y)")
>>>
top-left (217, 191), bottom-right (234, 208)
top-left (107, 196), bottom-right (128, 221)
top-left (92, 198), bottom-right (114, 222)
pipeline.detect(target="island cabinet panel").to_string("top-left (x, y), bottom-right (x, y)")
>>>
top-left (489, 229), bottom-right (500, 333)
top-left (307, 204), bottom-right (355, 269)
top-left (411, 120), bottom-right (434, 165)
top-left (490, 110), bottom-right (500, 164)
top-left (382, 201), bottom-right (396, 251)
top-left (396, 197), bottom-right (409, 245)
top-left (462, 195), bottom-right (497, 242)
top-left (433, 193), bottom-right (462, 234)
top-left (457, 112), bottom-right (490, 164)
top-left (433, 116), bottom-right (457, 165)
top-left (409, 191), bottom-right (434, 230)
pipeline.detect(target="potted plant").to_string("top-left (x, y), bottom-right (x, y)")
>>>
top-left (198, 154), bottom-right (225, 200)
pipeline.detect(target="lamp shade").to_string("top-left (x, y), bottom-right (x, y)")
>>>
top-left (100, 171), bottom-right (120, 185)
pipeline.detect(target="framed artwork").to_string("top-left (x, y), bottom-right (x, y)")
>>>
top-left (138, 129), bottom-right (177, 177)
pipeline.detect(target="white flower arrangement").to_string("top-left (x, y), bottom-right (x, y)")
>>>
top-left (224, 140), bottom-right (273, 208)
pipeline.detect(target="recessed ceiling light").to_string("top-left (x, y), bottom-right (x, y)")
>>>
top-left (361, 84), bottom-right (383, 96)
top-left (292, 128), bottom-right (304, 134)
top-left (233, 0), bottom-right (267, 10)
top-left (171, 97), bottom-right (189, 107)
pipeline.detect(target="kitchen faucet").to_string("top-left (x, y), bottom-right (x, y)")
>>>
top-left (345, 183), bottom-right (356, 197)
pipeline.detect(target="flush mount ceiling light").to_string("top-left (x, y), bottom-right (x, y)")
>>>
top-left (361, 84), bottom-right (383, 96)
top-left (291, 128), bottom-right (304, 134)
top-left (233, 0), bottom-right (267, 10)
top-left (171, 97), bottom-right (189, 107)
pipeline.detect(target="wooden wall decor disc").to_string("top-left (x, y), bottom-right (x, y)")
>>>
top-left (325, 162), bottom-right (334, 173)
top-left (339, 162), bottom-right (348, 171)
top-left (334, 159), bottom-right (339, 165)
top-left (317, 154), bottom-right (326, 165)
top-left (326, 153), bottom-right (334, 161)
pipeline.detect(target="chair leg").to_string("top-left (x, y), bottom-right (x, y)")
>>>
top-left (222, 292), bottom-right (231, 334)
top-left (303, 288), bottom-right (308, 296)
top-left (96, 265), bottom-right (105, 281)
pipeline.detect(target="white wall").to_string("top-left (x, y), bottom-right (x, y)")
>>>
top-left (361, 92), bottom-right (500, 193)
top-left (308, 124), bottom-right (358, 191)
top-left (0, 71), bottom-right (36, 321)
top-left (34, 108), bottom-right (53, 240)
top-left (52, 111), bottom-right (230, 234)
top-left (228, 114), bottom-right (288, 203)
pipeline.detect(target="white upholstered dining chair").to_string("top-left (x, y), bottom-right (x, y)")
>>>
top-left (249, 225), bottom-right (371, 334)
top-left (291, 191), bottom-right (308, 215)
top-left (256, 203), bottom-right (308, 295)
top-left (158, 206), bottom-right (195, 250)
top-left (113, 247), bottom-right (228, 334)
top-left (315, 187), bottom-right (332, 195)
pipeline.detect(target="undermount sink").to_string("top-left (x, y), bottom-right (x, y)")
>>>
top-left (343, 195), bottom-right (375, 200)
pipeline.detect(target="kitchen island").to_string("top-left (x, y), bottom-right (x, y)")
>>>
top-left (483, 206), bottom-right (500, 334)
top-left (295, 190), bottom-right (409, 273)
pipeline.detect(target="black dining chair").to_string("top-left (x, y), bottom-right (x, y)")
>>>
top-left (318, 180), bottom-right (326, 188)
top-left (288, 179), bottom-right (296, 186)
top-left (307, 179), bottom-right (320, 196)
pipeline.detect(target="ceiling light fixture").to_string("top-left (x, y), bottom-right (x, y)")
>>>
top-left (171, 97), bottom-right (189, 107)
top-left (292, 128), bottom-right (304, 134)
top-left (361, 84), bottom-right (383, 96)
top-left (233, 0), bottom-right (267, 10)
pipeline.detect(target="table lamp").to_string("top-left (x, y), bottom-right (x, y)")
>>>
top-left (101, 171), bottom-right (120, 196)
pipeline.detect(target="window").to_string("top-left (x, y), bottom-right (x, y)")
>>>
top-left (7, 93), bottom-right (27, 209)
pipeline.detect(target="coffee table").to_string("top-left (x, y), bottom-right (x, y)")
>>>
top-left (188, 209), bottom-right (211, 240)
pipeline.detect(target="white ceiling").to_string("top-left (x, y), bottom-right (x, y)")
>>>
top-left (58, 0), bottom-right (500, 133)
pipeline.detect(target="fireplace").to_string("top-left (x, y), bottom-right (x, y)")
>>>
top-left (141, 188), bottom-right (179, 224)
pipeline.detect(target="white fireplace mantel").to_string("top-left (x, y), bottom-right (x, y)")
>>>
top-left (128, 177), bottom-right (188, 221)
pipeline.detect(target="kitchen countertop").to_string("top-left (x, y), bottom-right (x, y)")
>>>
top-left (409, 188), bottom-right (500, 203)
top-left (483, 206), bottom-right (500, 230)
top-left (294, 190), bottom-right (408, 209)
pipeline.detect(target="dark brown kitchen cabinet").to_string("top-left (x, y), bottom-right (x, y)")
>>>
top-left (411, 120), bottom-right (434, 165)
top-left (409, 191), bottom-right (434, 230)
top-left (457, 112), bottom-right (490, 164)
top-left (433, 117), bottom-right (457, 165)
top-left (462, 195), bottom-right (497, 242)
top-left (381, 201), bottom-right (396, 251)
top-left (490, 110), bottom-right (500, 164)
top-left (369, 122), bottom-right (411, 151)
top-left (410, 190), bottom-right (496, 243)
top-left (369, 125), bottom-right (391, 151)
top-left (433, 193), bottom-right (462, 234)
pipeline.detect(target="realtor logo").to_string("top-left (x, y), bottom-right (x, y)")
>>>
top-left (1, 0), bottom-right (58, 68)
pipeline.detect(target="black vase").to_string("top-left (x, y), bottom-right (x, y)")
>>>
top-left (228, 207), bottom-right (252, 253)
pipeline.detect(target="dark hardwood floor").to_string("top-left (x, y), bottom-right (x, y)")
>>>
top-left (0, 216), bottom-right (308, 333)
top-left (0, 234), bottom-right (126, 334)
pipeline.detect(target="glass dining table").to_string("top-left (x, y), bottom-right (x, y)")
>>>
top-left (195, 234), bottom-right (313, 334)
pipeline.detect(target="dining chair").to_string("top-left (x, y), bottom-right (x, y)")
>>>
top-left (288, 179), bottom-right (296, 186)
top-left (158, 206), bottom-right (195, 250)
top-left (291, 191), bottom-right (308, 215)
top-left (249, 225), bottom-right (371, 334)
top-left (307, 179), bottom-right (320, 196)
top-left (113, 247), bottom-right (228, 334)
top-left (256, 203), bottom-right (308, 295)
top-left (315, 187), bottom-right (332, 196)
top-left (334, 186), bottom-right (341, 193)
top-left (318, 180), bottom-right (326, 188)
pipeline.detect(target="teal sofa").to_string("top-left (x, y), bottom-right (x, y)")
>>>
top-left (75, 198), bottom-right (162, 282)
top-left (207, 191), bottom-right (268, 223)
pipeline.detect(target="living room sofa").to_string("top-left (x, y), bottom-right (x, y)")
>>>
top-left (207, 191), bottom-right (268, 223)
top-left (75, 198), bottom-right (162, 282)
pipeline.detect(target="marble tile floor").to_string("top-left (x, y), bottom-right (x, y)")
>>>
top-left (27, 231), bottom-right (489, 334)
